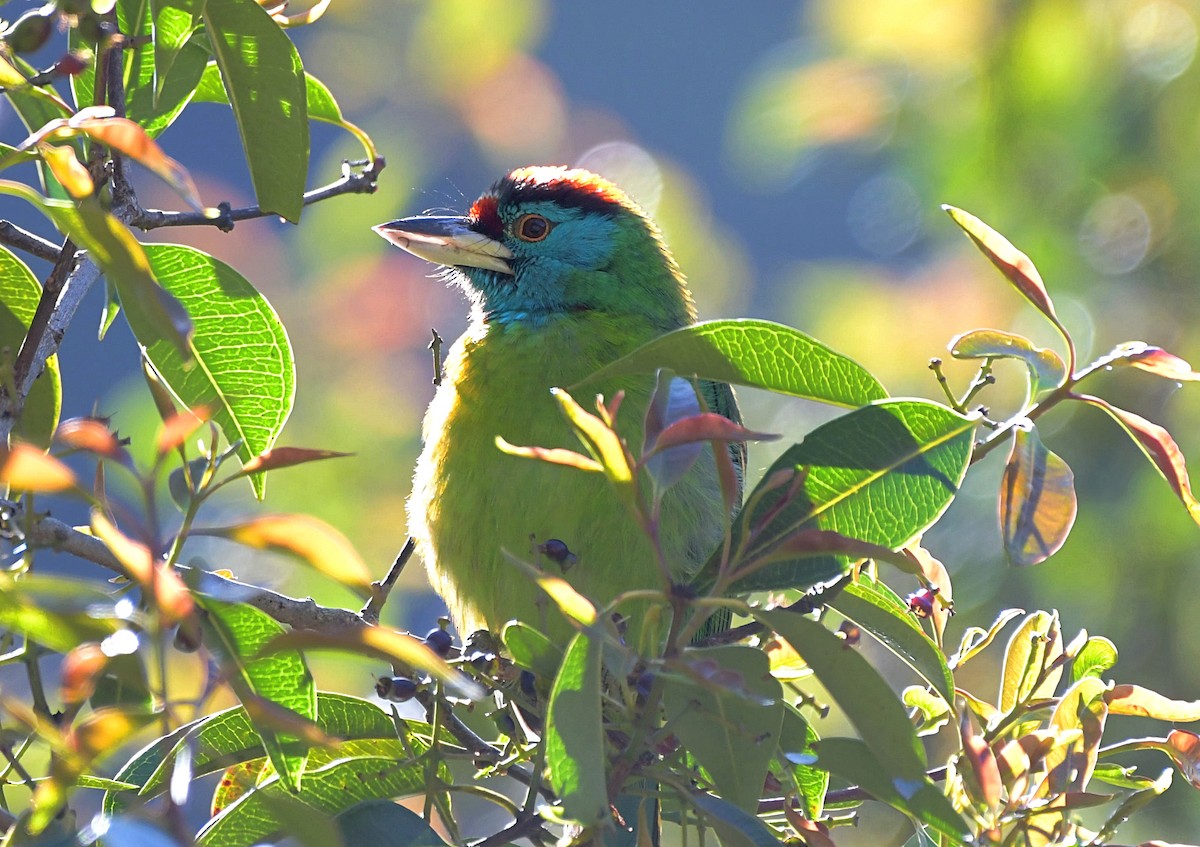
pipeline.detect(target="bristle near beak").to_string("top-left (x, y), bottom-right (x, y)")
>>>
top-left (374, 215), bottom-right (514, 275)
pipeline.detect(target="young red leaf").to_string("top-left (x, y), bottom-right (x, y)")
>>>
top-left (90, 511), bottom-right (194, 623)
top-left (156, 406), bottom-right (209, 455)
top-left (495, 436), bottom-right (603, 473)
top-left (72, 116), bottom-right (204, 212)
top-left (0, 442), bottom-right (76, 492)
top-left (551, 387), bottom-right (633, 485)
top-left (1110, 342), bottom-right (1200, 381)
top-left (1078, 395), bottom-right (1200, 526)
top-left (239, 447), bottom-right (353, 475)
top-left (999, 424), bottom-right (1078, 566)
top-left (943, 205), bottom-right (1059, 323)
top-left (1167, 729), bottom-right (1200, 787)
top-left (646, 413), bottom-right (779, 456)
top-left (55, 418), bottom-right (132, 466)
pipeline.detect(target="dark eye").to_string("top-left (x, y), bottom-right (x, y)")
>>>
top-left (515, 213), bottom-right (551, 242)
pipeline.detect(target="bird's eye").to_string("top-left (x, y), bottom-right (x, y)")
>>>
top-left (515, 213), bottom-right (552, 242)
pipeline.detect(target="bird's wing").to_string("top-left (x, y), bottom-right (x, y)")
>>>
top-left (699, 378), bottom-right (746, 503)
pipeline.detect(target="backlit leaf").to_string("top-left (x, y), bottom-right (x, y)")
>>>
top-left (1109, 342), bottom-right (1200, 381)
top-left (551, 387), bottom-right (632, 486)
top-left (581, 319), bottom-right (887, 407)
top-left (1078, 395), bottom-right (1200, 526)
top-left (0, 246), bottom-right (60, 446)
top-left (1000, 424), bottom-right (1077, 566)
top-left (1071, 636), bottom-right (1117, 683)
top-left (495, 436), bottom-right (603, 473)
top-left (0, 442), bottom-right (75, 492)
top-left (949, 328), bottom-right (1067, 391)
top-left (545, 631), bottom-right (607, 825)
top-left (1106, 684), bottom-right (1200, 721)
top-left (943, 205), bottom-right (1061, 327)
top-left (202, 514), bottom-right (373, 595)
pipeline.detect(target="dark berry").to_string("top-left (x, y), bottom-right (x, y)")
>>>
top-left (375, 676), bottom-right (417, 702)
top-left (538, 538), bottom-right (577, 569)
top-left (424, 627), bottom-right (453, 657)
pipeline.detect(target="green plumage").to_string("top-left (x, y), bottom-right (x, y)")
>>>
top-left (376, 166), bottom-right (741, 645)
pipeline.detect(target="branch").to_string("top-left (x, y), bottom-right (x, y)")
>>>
top-left (128, 158), bottom-right (386, 232)
top-left (360, 537), bottom-right (415, 625)
top-left (0, 221), bottom-right (60, 263)
top-left (14, 508), bottom-right (367, 635)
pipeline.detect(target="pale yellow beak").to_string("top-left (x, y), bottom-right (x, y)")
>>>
top-left (373, 215), bottom-right (514, 275)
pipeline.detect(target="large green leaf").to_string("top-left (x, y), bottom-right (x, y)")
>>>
top-left (106, 693), bottom-right (399, 813)
top-left (336, 800), bottom-right (447, 846)
top-left (0, 246), bottom-right (60, 445)
top-left (716, 400), bottom-right (976, 592)
top-left (198, 600), bottom-right (316, 794)
top-left (662, 645), bottom-right (783, 813)
top-left (755, 610), bottom-right (927, 781)
top-left (545, 631), bottom-right (608, 825)
top-left (582, 319), bottom-right (887, 407)
top-left (686, 791), bottom-right (783, 847)
top-left (777, 704), bottom-right (826, 819)
top-left (813, 737), bottom-right (967, 838)
top-left (141, 244), bottom-right (294, 499)
top-left (202, 0), bottom-right (308, 221)
top-left (195, 740), bottom-right (440, 847)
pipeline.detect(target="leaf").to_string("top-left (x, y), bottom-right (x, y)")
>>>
top-left (91, 511), bottom-right (194, 623)
top-left (716, 400), bottom-right (976, 592)
top-left (141, 244), bottom-right (294, 499)
top-left (812, 737), bottom-right (968, 837)
top-left (200, 514), bottom-right (373, 596)
top-left (195, 742), bottom-right (441, 847)
top-left (943, 205), bottom-right (1062, 328)
top-left (551, 387), bottom-right (633, 487)
top-left (37, 143), bottom-right (93, 198)
top-left (1071, 636), bottom-right (1117, 683)
top-left (826, 577), bottom-right (955, 705)
top-left (71, 115), bottom-right (203, 210)
top-left (238, 447), bottom-right (352, 475)
top-left (545, 631), bottom-right (608, 825)
top-left (106, 693), bottom-right (400, 813)
top-left (581, 319), bottom-right (887, 407)
top-left (261, 628), bottom-right (482, 701)
top-left (950, 608), bottom-right (1024, 669)
top-left (949, 328), bottom-right (1067, 391)
top-left (686, 791), bottom-right (784, 847)
top-left (0, 574), bottom-right (121, 653)
top-left (777, 704), bottom-right (826, 819)
top-left (1108, 342), bottom-right (1200, 381)
top-left (755, 609), bottom-right (927, 782)
top-left (193, 64), bottom-right (377, 160)
top-left (0, 247), bottom-right (60, 445)
top-left (0, 442), bottom-right (75, 492)
top-left (1078, 394), bottom-right (1200, 526)
top-left (1106, 684), bottom-right (1200, 721)
top-left (495, 436), bottom-right (603, 473)
top-left (1043, 676), bottom-right (1108, 794)
top-left (662, 645), bottom-right (783, 813)
top-left (501, 621), bottom-right (562, 679)
top-left (336, 800), bottom-right (447, 846)
top-left (998, 611), bottom-right (1059, 715)
top-left (500, 550), bottom-right (599, 627)
top-left (197, 599), bottom-right (316, 794)
top-left (999, 424), bottom-right (1078, 566)
top-left (202, 0), bottom-right (308, 222)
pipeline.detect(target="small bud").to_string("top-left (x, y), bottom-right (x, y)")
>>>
top-left (837, 621), bottom-right (861, 647)
top-left (423, 627), bottom-right (453, 658)
top-left (54, 51), bottom-right (88, 76)
top-left (375, 676), bottom-right (418, 702)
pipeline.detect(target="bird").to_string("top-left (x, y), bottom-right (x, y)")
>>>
top-left (374, 166), bottom-right (742, 647)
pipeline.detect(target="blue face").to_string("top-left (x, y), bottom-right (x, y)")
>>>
top-left (459, 201), bottom-right (620, 325)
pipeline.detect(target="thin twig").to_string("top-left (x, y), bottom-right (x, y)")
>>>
top-left (471, 812), bottom-right (554, 847)
top-left (128, 159), bottom-right (386, 232)
top-left (360, 536), bottom-right (415, 624)
top-left (0, 221), bottom-right (60, 263)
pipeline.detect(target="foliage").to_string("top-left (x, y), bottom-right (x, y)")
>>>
top-left (0, 2), bottom-right (1199, 847)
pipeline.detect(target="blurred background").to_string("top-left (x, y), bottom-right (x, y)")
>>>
top-left (5, 0), bottom-right (1200, 841)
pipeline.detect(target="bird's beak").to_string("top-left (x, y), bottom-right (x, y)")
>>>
top-left (373, 216), bottom-right (514, 275)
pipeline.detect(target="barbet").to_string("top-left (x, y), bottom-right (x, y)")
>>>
top-left (375, 166), bottom-right (741, 644)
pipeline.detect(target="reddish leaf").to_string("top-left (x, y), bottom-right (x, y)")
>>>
top-left (943, 205), bottom-right (1059, 323)
top-left (495, 436), bottom-right (603, 473)
top-left (1111, 342), bottom-right (1200, 381)
top-left (71, 115), bottom-right (203, 212)
top-left (239, 447), bottom-right (353, 475)
top-left (55, 418), bottom-right (131, 465)
top-left (960, 716), bottom-right (1002, 814)
top-left (90, 511), bottom-right (194, 623)
top-left (38, 143), bottom-right (93, 199)
top-left (999, 425), bottom-right (1078, 566)
top-left (646, 413), bottom-right (779, 456)
top-left (0, 442), bottom-right (76, 492)
top-left (156, 407), bottom-right (209, 455)
top-left (1166, 729), bottom-right (1200, 787)
top-left (903, 544), bottom-right (954, 641)
top-left (1078, 395), bottom-right (1200, 526)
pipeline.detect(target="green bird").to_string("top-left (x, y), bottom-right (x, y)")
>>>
top-left (374, 166), bottom-right (741, 646)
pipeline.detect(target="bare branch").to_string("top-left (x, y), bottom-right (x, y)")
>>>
top-left (360, 537), bottom-right (416, 625)
top-left (0, 221), bottom-right (60, 263)
top-left (129, 158), bottom-right (386, 232)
